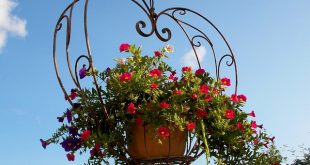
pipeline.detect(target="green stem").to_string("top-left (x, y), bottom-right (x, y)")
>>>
top-left (200, 120), bottom-right (210, 165)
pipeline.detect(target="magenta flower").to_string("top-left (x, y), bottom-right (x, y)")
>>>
top-left (79, 64), bottom-right (87, 79)
top-left (66, 153), bottom-right (75, 161)
top-left (248, 110), bottom-right (256, 117)
top-left (225, 109), bottom-right (235, 119)
top-left (40, 139), bottom-right (49, 149)
top-left (66, 109), bottom-right (72, 123)
top-left (195, 68), bottom-right (205, 76)
top-left (199, 84), bottom-right (209, 94)
top-left (127, 102), bottom-right (136, 114)
top-left (119, 43), bottom-right (130, 52)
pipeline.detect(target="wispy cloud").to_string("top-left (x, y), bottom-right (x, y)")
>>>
top-left (0, 0), bottom-right (27, 51)
top-left (181, 46), bottom-right (207, 69)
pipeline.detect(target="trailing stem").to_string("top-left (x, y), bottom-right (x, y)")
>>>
top-left (200, 119), bottom-right (210, 165)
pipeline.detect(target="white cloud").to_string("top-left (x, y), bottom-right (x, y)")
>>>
top-left (0, 0), bottom-right (27, 51)
top-left (181, 46), bottom-right (207, 69)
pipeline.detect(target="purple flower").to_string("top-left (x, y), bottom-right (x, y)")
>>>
top-left (68, 127), bottom-right (78, 137)
top-left (66, 109), bottom-right (72, 123)
top-left (57, 117), bottom-right (64, 122)
top-left (79, 65), bottom-right (87, 79)
top-left (40, 139), bottom-right (48, 149)
top-left (60, 137), bottom-right (81, 152)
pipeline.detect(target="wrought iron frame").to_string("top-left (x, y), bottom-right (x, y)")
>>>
top-left (53, 0), bottom-right (238, 164)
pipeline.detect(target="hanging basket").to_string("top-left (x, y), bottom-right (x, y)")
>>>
top-left (128, 124), bottom-right (186, 160)
top-left (43, 0), bottom-right (281, 164)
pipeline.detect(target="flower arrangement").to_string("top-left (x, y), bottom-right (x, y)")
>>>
top-left (41, 44), bottom-right (282, 164)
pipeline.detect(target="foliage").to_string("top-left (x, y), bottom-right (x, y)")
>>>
top-left (292, 147), bottom-right (310, 165)
top-left (41, 44), bottom-right (281, 164)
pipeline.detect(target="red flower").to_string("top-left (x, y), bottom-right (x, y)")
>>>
top-left (66, 153), bottom-right (75, 161)
top-left (191, 93), bottom-right (198, 99)
top-left (127, 102), bottom-right (136, 114)
top-left (90, 144), bottom-right (101, 157)
top-left (195, 68), bottom-right (205, 76)
top-left (231, 94), bottom-right (238, 102)
top-left (119, 72), bottom-right (132, 82)
top-left (253, 138), bottom-right (259, 145)
top-left (169, 74), bottom-right (174, 80)
top-left (81, 130), bottom-right (91, 141)
top-left (173, 89), bottom-right (182, 95)
top-left (150, 69), bottom-right (162, 77)
top-left (205, 96), bottom-right (213, 102)
top-left (221, 77), bottom-right (231, 86)
top-left (187, 122), bottom-right (196, 131)
top-left (196, 109), bottom-right (207, 119)
top-left (225, 109), bottom-right (235, 119)
top-left (119, 43), bottom-right (130, 52)
top-left (150, 83), bottom-right (158, 90)
top-left (68, 89), bottom-right (78, 100)
top-left (238, 94), bottom-right (247, 102)
top-left (157, 126), bottom-right (170, 137)
top-left (251, 121), bottom-right (257, 129)
top-left (236, 123), bottom-right (244, 131)
top-left (248, 110), bottom-right (256, 117)
top-left (136, 117), bottom-right (143, 126)
top-left (199, 84), bottom-right (209, 94)
top-left (154, 51), bottom-right (162, 57)
top-left (182, 66), bottom-right (192, 72)
top-left (160, 102), bottom-right (170, 109)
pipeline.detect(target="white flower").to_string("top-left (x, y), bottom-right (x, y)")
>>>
top-left (113, 58), bottom-right (126, 65)
top-left (164, 44), bottom-right (174, 53)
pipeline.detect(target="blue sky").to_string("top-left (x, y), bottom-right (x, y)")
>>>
top-left (0, 0), bottom-right (310, 164)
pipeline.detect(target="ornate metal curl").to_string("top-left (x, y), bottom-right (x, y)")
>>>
top-left (53, 0), bottom-right (239, 164)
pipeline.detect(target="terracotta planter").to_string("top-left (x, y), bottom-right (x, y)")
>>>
top-left (128, 124), bottom-right (187, 160)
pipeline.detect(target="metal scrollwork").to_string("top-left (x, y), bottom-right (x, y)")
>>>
top-left (53, 0), bottom-right (238, 164)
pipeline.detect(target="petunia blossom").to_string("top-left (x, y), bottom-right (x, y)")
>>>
top-left (199, 84), bottom-right (209, 94)
top-left (248, 110), bottom-right (256, 117)
top-left (127, 102), bottom-right (136, 114)
top-left (154, 51), bottom-right (162, 57)
top-left (40, 139), bottom-right (49, 149)
top-left (157, 126), bottom-right (170, 137)
top-left (182, 66), bottom-right (192, 72)
top-left (196, 109), bottom-right (207, 119)
top-left (221, 77), bottom-right (231, 86)
top-left (150, 83), bottom-right (158, 90)
top-left (81, 130), bottom-right (91, 141)
top-left (66, 153), bottom-right (75, 161)
top-left (119, 72), bottom-right (132, 82)
top-left (66, 109), bottom-right (72, 123)
top-left (225, 109), bottom-right (235, 119)
top-left (195, 68), bottom-right (205, 76)
top-left (231, 94), bottom-right (238, 103)
top-left (160, 102), bottom-right (170, 109)
top-left (205, 95), bottom-right (213, 102)
top-left (236, 123), bottom-right (244, 131)
top-left (149, 69), bottom-right (162, 78)
top-left (187, 122), bottom-right (196, 131)
top-left (191, 93), bottom-right (198, 99)
top-left (119, 43), bottom-right (130, 52)
top-left (79, 64), bottom-right (87, 79)
top-left (237, 94), bottom-right (247, 102)
top-left (173, 89), bottom-right (182, 95)
top-left (251, 121), bottom-right (257, 129)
